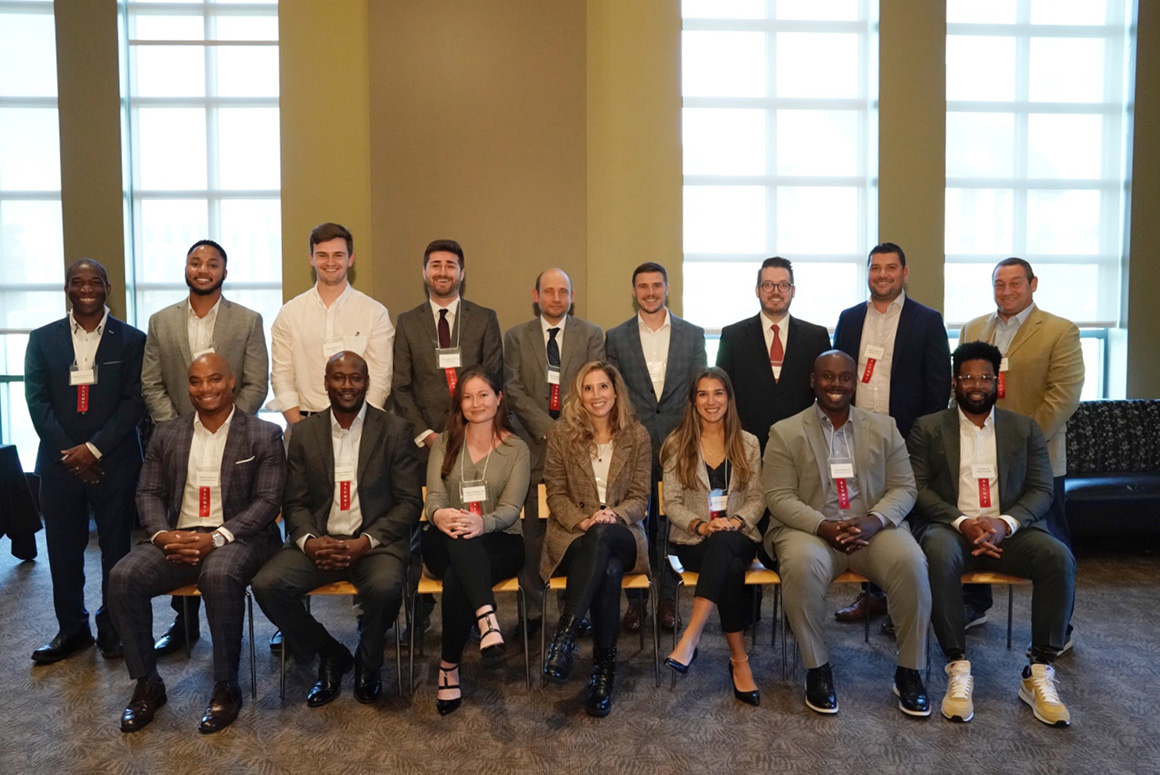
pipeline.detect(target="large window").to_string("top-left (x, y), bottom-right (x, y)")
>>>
top-left (945, 0), bottom-right (1136, 399)
top-left (0, 0), bottom-right (64, 468)
top-left (122, 0), bottom-right (282, 349)
top-left (681, 0), bottom-right (879, 359)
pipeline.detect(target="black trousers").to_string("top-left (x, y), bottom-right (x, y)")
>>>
top-left (421, 527), bottom-right (524, 663)
top-left (674, 530), bottom-right (758, 634)
top-left (556, 523), bottom-right (637, 649)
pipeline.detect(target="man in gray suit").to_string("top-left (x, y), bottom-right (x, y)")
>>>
top-left (605, 261), bottom-right (705, 632)
top-left (908, 341), bottom-right (1075, 726)
top-left (140, 239), bottom-right (269, 657)
top-left (764, 350), bottom-right (930, 717)
top-left (504, 268), bottom-right (605, 633)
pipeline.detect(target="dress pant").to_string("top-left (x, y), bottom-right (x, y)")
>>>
top-left (109, 532), bottom-right (275, 683)
top-left (555, 523), bottom-right (637, 650)
top-left (421, 527), bottom-right (524, 663)
top-left (518, 478), bottom-right (546, 619)
top-left (916, 522), bottom-right (1075, 662)
top-left (767, 523), bottom-right (930, 671)
top-left (38, 463), bottom-right (138, 637)
top-left (252, 543), bottom-right (406, 670)
top-left (674, 530), bottom-right (758, 633)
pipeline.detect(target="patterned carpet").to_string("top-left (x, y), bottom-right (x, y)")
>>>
top-left (1, 531), bottom-right (1158, 775)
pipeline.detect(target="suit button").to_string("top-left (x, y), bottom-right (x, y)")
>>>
top-left (656, 409), bottom-right (661, 414)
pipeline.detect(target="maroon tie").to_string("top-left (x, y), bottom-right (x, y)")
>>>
top-left (438, 308), bottom-right (451, 349)
top-left (770, 323), bottom-right (784, 382)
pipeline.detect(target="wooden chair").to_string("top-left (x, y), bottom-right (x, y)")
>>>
top-left (169, 584), bottom-right (258, 699)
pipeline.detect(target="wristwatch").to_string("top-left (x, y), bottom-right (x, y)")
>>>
top-left (211, 531), bottom-right (227, 549)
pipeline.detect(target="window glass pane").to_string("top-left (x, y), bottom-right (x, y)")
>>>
top-left (943, 263), bottom-right (996, 325)
top-left (1025, 189), bottom-right (1100, 255)
top-left (0, 108), bottom-right (62, 191)
top-left (776, 33), bottom-right (860, 99)
top-left (1029, 38), bottom-right (1105, 103)
top-left (0, 12), bottom-right (58, 97)
top-left (135, 108), bottom-right (209, 190)
top-left (777, 0), bottom-right (860, 22)
top-left (137, 199), bottom-right (209, 283)
top-left (683, 108), bottom-right (766, 176)
top-left (1, 332), bottom-right (31, 375)
top-left (1, 290), bottom-right (61, 330)
top-left (1027, 114), bottom-right (1102, 179)
top-left (947, 0), bottom-right (1016, 24)
top-left (2, 380), bottom-right (41, 470)
top-left (218, 199), bottom-right (282, 281)
top-left (682, 261), bottom-right (761, 330)
top-left (776, 110), bottom-right (859, 176)
top-left (775, 187), bottom-right (858, 254)
top-left (684, 186), bottom-right (766, 254)
top-left (682, 31), bottom-right (766, 98)
top-left (132, 14), bottom-right (204, 41)
top-left (788, 261), bottom-right (859, 327)
top-left (131, 46), bottom-right (206, 97)
top-left (946, 113), bottom-right (1014, 178)
top-left (216, 46), bottom-right (279, 97)
top-left (945, 188), bottom-right (1013, 255)
top-left (1033, 263), bottom-right (1100, 321)
top-left (218, 108), bottom-right (281, 189)
top-left (0, 201), bottom-right (65, 283)
top-left (946, 36), bottom-right (1016, 102)
top-left (1079, 337), bottom-right (1102, 401)
top-left (681, 0), bottom-right (764, 20)
top-left (1031, 0), bottom-right (1110, 26)
top-left (215, 16), bottom-right (279, 41)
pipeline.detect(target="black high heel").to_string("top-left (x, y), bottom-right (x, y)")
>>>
top-left (436, 665), bottom-right (461, 716)
top-left (730, 657), bottom-right (760, 706)
top-left (476, 608), bottom-right (505, 668)
top-left (664, 647), bottom-right (699, 675)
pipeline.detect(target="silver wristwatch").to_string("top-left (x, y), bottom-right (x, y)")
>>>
top-left (211, 531), bottom-right (227, 549)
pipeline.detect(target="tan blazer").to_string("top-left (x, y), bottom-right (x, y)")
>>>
top-left (540, 420), bottom-right (652, 580)
top-left (662, 430), bottom-right (764, 546)
top-left (961, 306), bottom-right (1084, 477)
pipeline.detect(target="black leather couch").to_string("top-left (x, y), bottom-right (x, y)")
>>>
top-left (1064, 400), bottom-right (1160, 539)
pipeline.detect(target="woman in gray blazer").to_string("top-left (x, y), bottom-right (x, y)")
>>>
top-left (662, 367), bottom-right (764, 705)
top-left (540, 361), bottom-right (651, 717)
top-left (422, 367), bottom-right (530, 715)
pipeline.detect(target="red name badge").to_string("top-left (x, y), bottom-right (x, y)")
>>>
top-left (835, 478), bottom-right (851, 510)
top-left (468, 501), bottom-right (483, 516)
top-left (199, 486), bottom-right (211, 517)
top-left (77, 384), bottom-right (89, 413)
top-left (549, 383), bottom-right (561, 412)
top-left (444, 367), bottom-right (458, 397)
top-left (978, 478), bottom-right (992, 509)
top-left (340, 481), bottom-right (351, 511)
top-left (861, 360), bottom-right (877, 384)
top-left (997, 372), bottom-right (1006, 399)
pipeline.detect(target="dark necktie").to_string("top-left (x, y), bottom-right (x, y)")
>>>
top-left (547, 327), bottom-right (561, 418)
top-left (438, 308), bottom-right (451, 349)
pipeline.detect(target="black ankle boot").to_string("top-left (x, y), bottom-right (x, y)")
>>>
top-left (585, 647), bottom-right (617, 717)
top-left (543, 614), bottom-right (582, 684)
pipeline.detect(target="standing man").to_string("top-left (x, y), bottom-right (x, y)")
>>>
top-left (270, 222), bottom-right (395, 423)
top-left (141, 238), bottom-right (269, 657)
top-left (605, 262), bottom-right (706, 632)
top-left (24, 259), bottom-right (146, 663)
top-left (763, 351), bottom-right (931, 717)
top-left (504, 268), bottom-right (605, 635)
top-left (831, 242), bottom-right (951, 624)
top-left (908, 341), bottom-right (1075, 726)
top-left (717, 257), bottom-right (831, 453)
top-left (109, 354), bottom-right (285, 734)
top-left (253, 352), bottom-right (422, 706)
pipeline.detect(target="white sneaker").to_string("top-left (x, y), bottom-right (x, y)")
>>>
top-left (1019, 663), bottom-right (1071, 727)
top-left (941, 660), bottom-right (974, 722)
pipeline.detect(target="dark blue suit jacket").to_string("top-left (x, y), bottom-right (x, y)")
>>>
top-left (24, 315), bottom-right (146, 474)
top-left (833, 296), bottom-right (951, 440)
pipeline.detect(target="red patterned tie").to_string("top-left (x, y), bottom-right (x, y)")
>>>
top-left (770, 324), bottom-right (784, 382)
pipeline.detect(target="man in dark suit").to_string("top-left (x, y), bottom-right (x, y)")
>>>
top-left (605, 261), bottom-right (706, 632)
top-left (832, 242), bottom-right (951, 624)
top-left (717, 256), bottom-right (831, 454)
top-left (24, 259), bottom-right (146, 664)
top-left (141, 238), bottom-right (270, 657)
top-left (252, 351), bottom-right (422, 706)
top-left (908, 341), bottom-right (1075, 727)
top-left (504, 268), bottom-right (605, 632)
top-left (109, 353), bottom-right (285, 734)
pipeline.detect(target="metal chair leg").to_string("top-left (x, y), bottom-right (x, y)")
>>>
top-left (863, 582), bottom-right (870, 644)
top-left (670, 577), bottom-right (683, 689)
top-left (1006, 585), bottom-right (1014, 649)
top-left (247, 591), bottom-right (256, 699)
top-left (394, 606), bottom-right (403, 699)
top-left (519, 587), bottom-right (531, 691)
top-left (408, 590), bottom-right (417, 697)
top-left (182, 596), bottom-right (194, 659)
top-left (650, 581), bottom-right (660, 688)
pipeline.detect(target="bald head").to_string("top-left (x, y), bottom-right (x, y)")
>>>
top-left (533, 267), bottom-right (574, 324)
top-left (326, 351), bottom-right (369, 417)
top-left (66, 258), bottom-right (109, 285)
top-left (188, 352), bottom-right (236, 418)
top-left (810, 350), bottom-right (856, 416)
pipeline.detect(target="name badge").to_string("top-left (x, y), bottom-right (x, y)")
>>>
top-left (192, 346), bottom-right (216, 359)
top-left (335, 464), bottom-right (354, 511)
top-left (971, 464), bottom-right (996, 479)
top-left (69, 368), bottom-right (96, 386)
top-left (437, 347), bottom-right (462, 369)
top-left (708, 489), bottom-right (728, 518)
top-left (862, 345), bottom-right (885, 384)
top-left (461, 482), bottom-right (488, 516)
top-left (547, 367), bottom-right (561, 386)
top-left (196, 468), bottom-right (219, 517)
top-left (997, 357), bottom-right (1009, 398)
top-left (999, 357), bottom-right (1009, 373)
top-left (323, 338), bottom-right (344, 358)
top-left (646, 360), bottom-right (666, 382)
top-left (548, 367), bottom-right (562, 412)
top-left (830, 462), bottom-right (854, 479)
top-left (835, 478), bottom-right (851, 510)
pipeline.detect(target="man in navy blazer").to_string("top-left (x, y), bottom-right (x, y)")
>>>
top-left (24, 259), bottom-right (146, 664)
top-left (605, 261), bottom-right (707, 631)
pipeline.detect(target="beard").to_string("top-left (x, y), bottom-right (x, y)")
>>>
top-left (186, 275), bottom-right (224, 296)
top-left (956, 387), bottom-right (997, 416)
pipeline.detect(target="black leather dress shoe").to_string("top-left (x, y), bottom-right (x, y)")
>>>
top-left (269, 629), bottom-right (283, 653)
top-left (120, 677), bottom-right (167, 733)
top-left (198, 681), bottom-right (242, 733)
top-left (621, 601), bottom-right (645, 633)
top-left (306, 645), bottom-right (354, 707)
top-left (353, 654), bottom-right (382, 704)
top-left (97, 628), bottom-right (123, 659)
top-left (154, 617), bottom-right (199, 656)
top-left (893, 667), bottom-right (931, 717)
top-left (585, 647), bottom-right (616, 718)
top-left (805, 663), bottom-right (839, 714)
top-left (31, 629), bottom-right (94, 664)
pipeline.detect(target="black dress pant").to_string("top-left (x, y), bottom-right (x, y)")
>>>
top-left (421, 527), bottom-right (524, 663)
top-left (555, 523), bottom-right (637, 649)
top-left (674, 530), bottom-right (758, 634)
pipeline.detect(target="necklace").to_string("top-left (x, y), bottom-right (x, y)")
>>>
top-left (595, 441), bottom-right (613, 462)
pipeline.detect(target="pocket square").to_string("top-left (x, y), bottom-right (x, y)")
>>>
top-left (235, 456), bottom-right (256, 464)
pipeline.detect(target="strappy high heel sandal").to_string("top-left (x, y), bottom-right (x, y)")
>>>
top-left (477, 607), bottom-right (505, 668)
top-left (436, 664), bottom-right (461, 716)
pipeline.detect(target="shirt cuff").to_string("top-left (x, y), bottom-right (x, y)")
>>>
top-left (951, 515), bottom-right (969, 533)
top-left (414, 429), bottom-right (435, 447)
top-left (278, 391), bottom-right (300, 413)
top-left (151, 530), bottom-right (166, 544)
top-left (85, 442), bottom-right (102, 459)
top-left (870, 512), bottom-right (888, 527)
top-left (998, 515), bottom-right (1020, 537)
top-left (215, 527), bottom-right (235, 544)
top-left (296, 533), bottom-right (315, 552)
top-left (365, 535), bottom-right (381, 549)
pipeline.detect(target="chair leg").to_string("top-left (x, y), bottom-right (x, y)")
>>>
top-left (395, 606), bottom-right (403, 699)
top-left (1006, 585), bottom-right (1014, 650)
top-left (519, 587), bottom-right (531, 692)
top-left (247, 592), bottom-right (257, 700)
top-left (650, 581), bottom-right (660, 689)
top-left (279, 625), bottom-right (287, 702)
top-left (182, 596), bottom-right (194, 659)
top-left (670, 578), bottom-right (683, 690)
top-left (539, 582), bottom-right (549, 684)
top-left (408, 590), bottom-right (417, 697)
top-left (862, 582), bottom-right (870, 644)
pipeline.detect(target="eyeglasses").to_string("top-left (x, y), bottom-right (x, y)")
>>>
top-left (956, 374), bottom-right (997, 385)
top-left (759, 281), bottom-right (793, 293)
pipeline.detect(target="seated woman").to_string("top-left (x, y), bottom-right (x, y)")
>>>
top-left (541, 360), bottom-right (651, 717)
top-left (662, 367), bottom-right (764, 705)
top-left (422, 367), bottom-right (529, 716)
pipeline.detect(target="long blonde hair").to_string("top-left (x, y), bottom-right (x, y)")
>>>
top-left (660, 367), bottom-right (752, 491)
top-left (556, 360), bottom-right (636, 454)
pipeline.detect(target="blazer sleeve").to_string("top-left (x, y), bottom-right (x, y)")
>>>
top-left (715, 326), bottom-right (735, 374)
top-left (585, 322), bottom-right (607, 362)
top-left (504, 327), bottom-right (555, 442)
top-left (390, 317), bottom-right (428, 435)
top-left (661, 457), bottom-right (701, 538)
top-left (832, 309), bottom-right (852, 355)
top-left (869, 421), bottom-right (917, 525)
top-left (234, 311), bottom-right (270, 415)
top-left (543, 425), bottom-right (593, 532)
top-left (481, 307), bottom-right (505, 389)
top-left (24, 331), bottom-right (75, 454)
top-left (88, 328), bottom-right (147, 457)
top-left (142, 313), bottom-right (177, 422)
top-left (362, 419), bottom-right (423, 546)
top-left (906, 417), bottom-right (964, 526)
top-left (919, 310), bottom-right (952, 417)
top-left (762, 422), bottom-right (828, 534)
top-left (135, 425), bottom-right (172, 536)
top-left (691, 325), bottom-right (708, 371)
top-left (424, 433), bottom-right (451, 517)
top-left (1035, 321), bottom-right (1084, 443)
top-left (608, 424), bottom-right (650, 526)
top-left (604, 329), bottom-right (623, 374)
top-left (1007, 421), bottom-right (1056, 528)
top-left (734, 433), bottom-right (766, 531)
top-left (220, 421), bottom-right (285, 539)
top-left (483, 440), bottom-right (530, 534)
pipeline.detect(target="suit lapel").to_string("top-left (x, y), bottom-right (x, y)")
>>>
top-left (941, 410), bottom-right (961, 501)
top-left (657, 317), bottom-right (685, 405)
top-left (745, 315), bottom-right (777, 390)
top-left (316, 411), bottom-right (336, 507)
top-left (851, 410), bottom-right (874, 499)
top-left (357, 407), bottom-right (382, 483)
top-left (604, 431), bottom-right (631, 498)
top-left (218, 410), bottom-right (248, 512)
top-left (623, 319), bottom-right (656, 406)
top-left (94, 316), bottom-right (120, 363)
top-left (527, 319), bottom-right (548, 373)
top-left (892, 299), bottom-right (916, 362)
top-left (171, 415), bottom-right (196, 514)
top-left (560, 315), bottom-right (584, 376)
top-left (801, 409), bottom-right (830, 494)
top-left (1006, 308), bottom-right (1043, 358)
top-left (171, 302), bottom-right (193, 365)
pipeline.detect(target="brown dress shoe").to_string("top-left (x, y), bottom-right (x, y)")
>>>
top-left (834, 591), bottom-right (887, 622)
top-left (198, 681), bottom-right (242, 734)
top-left (621, 600), bottom-right (645, 633)
top-left (659, 597), bottom-right (678, 633)
top-left (121, 677), bottom-right (167, 733)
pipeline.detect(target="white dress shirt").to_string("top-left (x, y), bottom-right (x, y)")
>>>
top-left (69, 307), bottom-right (109, 459)
top-left (176, 406), bottom-right (236, 542)
top-left (637, 309), bottom-right (671, 401)
top-left (186, 296), bottom-right (221, 358)
top-left (759, 310), bottom-right (790, 381)
top-left (952, 407), bottom-right (1019, 536)
top-left (991, 302), bottom-right (1036, 355)
top-left (296, 403), bottom-right (380, 550)
top-left (269, 283), bottom-right (394, 413)
top-left (854, 291), bottom-right (905, 416)
top-left (540, 313), bottom-right (567, 353)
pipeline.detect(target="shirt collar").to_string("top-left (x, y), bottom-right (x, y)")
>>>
top-left (996, 301), bottom-right (1036, 327)
top-left (759, 309), bottom-right (789, 331)
top-left (331, 401), bottom-right (368, 433)
top-left (957, 405), bottom-right (995, 431)
top-left (194, 405), bottom-right (236, 435)
top-left (70, 307), bottom-right (110, 335)
top-left (541, 314), bottom-right (567, 336)
top-left (868, 289), bottom-right (906, 314)
top-left (637, 308), bottom-right (670, 333)
top-left (814, 403), bottom-right (852, 432)
top-left (311, 282), bottom-right (352, 308)
top-left (429, 296), bottom-right (460, 320)
top-left (187, 296), bottom-right (222, 320)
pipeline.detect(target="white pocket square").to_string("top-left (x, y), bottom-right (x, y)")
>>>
top-left (235, 456), bottom-right (256, 464)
